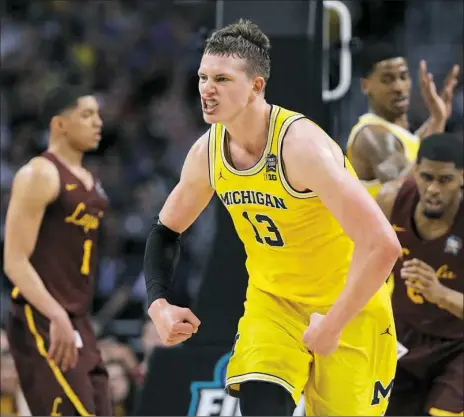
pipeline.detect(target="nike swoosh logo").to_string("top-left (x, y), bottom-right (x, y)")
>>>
top-left (65, 184), bottom-right (78, 191)
top-left (392, 224), bottom-right (406, 232)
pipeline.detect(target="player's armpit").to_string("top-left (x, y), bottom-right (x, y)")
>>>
top-left (158, 132), bottom-right (215, 234)
top-left (352, 126), bottom-right (409, 182)
top-left (3, 157), bottom-right (64, 320)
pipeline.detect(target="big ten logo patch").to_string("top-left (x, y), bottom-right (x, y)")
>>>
top-left (188, 353), bottom-right (305, 416)
top-left (264, 153), bottom-right (278, 181)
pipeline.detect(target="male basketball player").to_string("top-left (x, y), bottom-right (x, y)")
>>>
top-left (3, 86), bottom-right (111, 416)
top-left (376, 133), bottom-right (463, 416)
top-left (143, 20), bottom-right (401, 416)
top-left (347, 43), bottom-right (460, 198)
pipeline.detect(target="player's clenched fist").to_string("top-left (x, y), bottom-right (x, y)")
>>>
top-left (303, 312), bottom-right (341, 356)
top-left (148, 298), bottom-right (201, 346)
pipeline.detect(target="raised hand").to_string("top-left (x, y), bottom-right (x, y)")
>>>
top-left (419, 60), bottom-right (460, 123)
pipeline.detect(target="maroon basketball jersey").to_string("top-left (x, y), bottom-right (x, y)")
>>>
top-left (13, 151), bottom-right (109, 315)
top-left (390, 176), bottom-right (464, 340)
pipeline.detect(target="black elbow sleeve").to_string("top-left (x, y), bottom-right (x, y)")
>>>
top-left (143, 219), bottom-right (181, 306)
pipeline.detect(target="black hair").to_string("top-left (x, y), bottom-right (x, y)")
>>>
top-left (359, 43), bottom-right (406, 78)
top-left (417, 133), bottom-right (463, 169)
top-left (204, 18), bottom-right (271, 81)
top-left (40, 84), bottom-right (89, 125)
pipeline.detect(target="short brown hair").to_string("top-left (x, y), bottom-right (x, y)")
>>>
top-left (204, 19), bottom-right (271, 81)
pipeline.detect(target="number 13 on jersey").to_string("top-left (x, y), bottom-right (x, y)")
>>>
top-left (242, 211), bottom-right (284, 247)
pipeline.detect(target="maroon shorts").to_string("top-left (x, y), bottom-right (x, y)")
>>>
top-left (7, 302), bottom-right (111, 416)
top-left (386, 320), bottom-right (463, 416)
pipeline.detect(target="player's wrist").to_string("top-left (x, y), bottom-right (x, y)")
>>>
top-left (149, 298), bottom-right (169, 315)
top-left (434, 285), bottom-right (449, 307)
top-left (316, 312), bottom-right (344, 337)
top-left (428, 115), bottom-right (447, 131)
top-left (48, 304), bottom-right (68, 322)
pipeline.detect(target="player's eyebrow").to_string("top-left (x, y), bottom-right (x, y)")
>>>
top-left (198, 71), bottom-right (233, 78)
top-left (379, 66), bottom-right (409, 75)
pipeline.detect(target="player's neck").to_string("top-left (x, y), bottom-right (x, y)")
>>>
top-left (223, 100), bottom-right (271, 152)
top-left (369, 105), bottom-right (409, 130)
top-left (48, 139), bottom-right (83, 167)
top-left (414, 195), bottom-right (462, 239)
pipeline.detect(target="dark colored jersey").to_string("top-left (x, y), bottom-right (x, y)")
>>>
top-left (12, 151), bottom-right (108, 315)
top-left (390, 176), bottom-right (463, 340)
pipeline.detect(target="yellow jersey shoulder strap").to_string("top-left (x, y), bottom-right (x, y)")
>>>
top-left (207, 124), bottom-right (218, 189)
top-left (268, 105), bottom-right (305, 156)
top-left (270, 106), bottom-right (321, 199)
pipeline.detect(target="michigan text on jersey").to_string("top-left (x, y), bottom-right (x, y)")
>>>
top-left (219, 190), bottom-right (287, 210)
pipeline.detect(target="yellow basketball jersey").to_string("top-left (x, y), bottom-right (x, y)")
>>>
top-left (209, 105), bottom-right (355, 305)
top-left (346, 113), bottom-right (420, 198)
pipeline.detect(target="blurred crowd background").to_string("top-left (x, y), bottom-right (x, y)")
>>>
top-left (0, 0), bottom-right (462, 415)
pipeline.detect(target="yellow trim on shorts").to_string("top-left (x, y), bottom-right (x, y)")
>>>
top-left (429, 407), bottom-right (464, 416)
top-left (226, 372), bottom-right (294, 396)
top-left (24, 304), bottom-right (94, 416)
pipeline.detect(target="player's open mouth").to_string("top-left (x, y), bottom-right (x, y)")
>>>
top-left (392, 97), bottom-right (409, 108)
top-left (202, 99), bottom-right (218, 114)
top-left (425, 199), bottom-right (442, 209)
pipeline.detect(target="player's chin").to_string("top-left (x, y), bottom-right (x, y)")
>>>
top-left (389, 103), bottom-right (409, 117)
top-left (422, 207), bottom-right (445, 219)
top-left (202, 110), bottom-right (223, 124)
top-left (83, 137), bottom-right (101, 151)
top-left (83, 143), bottom-right (99, 152)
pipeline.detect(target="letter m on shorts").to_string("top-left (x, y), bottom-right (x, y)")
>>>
top-left (371, 379), bottom-right (394, 405)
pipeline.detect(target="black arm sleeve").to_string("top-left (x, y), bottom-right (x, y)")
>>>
top-left (143, 219), bottom-right (181, 306)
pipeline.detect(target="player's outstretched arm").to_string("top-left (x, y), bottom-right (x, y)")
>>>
top-left (4, 157), bottom-right (78, 370)
top-left (284, 120), bottom-right (401, 352)
top-left (4, 158), bottom-right (66, 320)
top-left (144, 132), bottom-right (213, 346)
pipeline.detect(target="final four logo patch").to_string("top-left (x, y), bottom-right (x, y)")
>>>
top-left (265, 153), bottom-right (278, 172)
top-left (265, 154), bottom-right (278, 181)
top-left (444, 235), bottom-right (462, 255)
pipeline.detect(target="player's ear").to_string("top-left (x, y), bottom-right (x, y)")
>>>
top-left (50, 115), bottom-right (66, 133)
top-left (360, 78), bottom-right (369, 95)
top-left (252, 77), bottom-right (265, 96)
